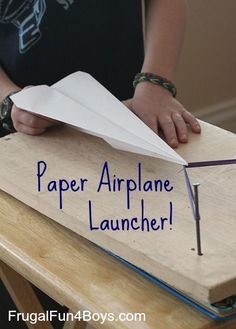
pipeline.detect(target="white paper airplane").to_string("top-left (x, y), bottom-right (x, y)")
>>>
top-left (11, 71), bottom-right (187, 165)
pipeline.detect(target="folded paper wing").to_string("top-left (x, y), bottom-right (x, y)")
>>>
top-left (11, 71), bottom-right (187, 165)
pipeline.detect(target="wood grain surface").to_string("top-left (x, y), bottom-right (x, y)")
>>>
top-left (0, 261), bottom-right (54, 329)
top-left (1, 190), bottom-right (236, 329)
top-left (0, 121), bottom-right (235, 306)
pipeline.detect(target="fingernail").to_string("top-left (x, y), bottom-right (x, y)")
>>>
top-left (170, 138), bottom-right (178, 147)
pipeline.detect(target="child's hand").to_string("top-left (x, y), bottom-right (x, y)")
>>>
top-left (11, 86), bottom-right (61, 135)
top-left (123, 83), bottom-right (201, 148)
top-left (11, 105), bottom-right (60, 135)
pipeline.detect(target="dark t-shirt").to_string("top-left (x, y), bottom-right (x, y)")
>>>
top-left (0, 0), bottom-right (144, 100)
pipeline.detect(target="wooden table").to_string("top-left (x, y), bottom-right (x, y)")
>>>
top-left (1, 189), bottom-right (236, 329)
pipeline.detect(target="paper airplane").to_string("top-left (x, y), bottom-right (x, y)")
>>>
top-left (11, 71), bottom-right (187, 165)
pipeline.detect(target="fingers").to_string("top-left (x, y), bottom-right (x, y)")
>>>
top-left (136, 114), bottom-right (158, 134)
top-left (159, 111), bottom-right (201, 147)
top-left (172, 112), bottom-right (188, 143)
top-left (129, 87), bottom-right (201, 148)
top-left (158, 115), bottom-right (178, 148)
top-left (12, 107), bottom-right (55, 128)
top-left (124, 99), bottom-right (159, 134)
top-left (11, 105), bottom-right (58, 135)
top-left (159, 110), bottom-right (201, 147)
top-left (145, 118), bottom-right (158, 134)
top-left (13, 122), bottom-right (46, 135)
top-left (182, 110), bottom-right (201, 133)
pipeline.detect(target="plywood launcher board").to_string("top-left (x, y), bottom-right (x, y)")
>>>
top-left (0, 72), bottom-right (235, 318)
top-left (0, 123), bottom-right (236, 312)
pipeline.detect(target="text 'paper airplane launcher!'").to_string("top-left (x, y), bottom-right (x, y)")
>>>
top-left (11, 71), bottom-right (236, 257)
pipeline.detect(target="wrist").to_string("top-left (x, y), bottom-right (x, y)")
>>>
top-left (141, 62), bottom-right (176, 83)
top-left (133, 72), bottom-right (177, 98)
top-left (0, 86), bottom-right (21, 103)
top-left (0, 91), bottom-right (20, 133)
top-left (134, 80), bottom-right (172, 99)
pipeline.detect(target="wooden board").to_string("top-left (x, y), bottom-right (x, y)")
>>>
top-left (2, 190), bottom-right (236, 329)
top-left (0, 121), bottom-right (235, 306)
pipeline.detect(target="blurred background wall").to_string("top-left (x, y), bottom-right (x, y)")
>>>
top-left (176, 0), bottom-right (236, 133)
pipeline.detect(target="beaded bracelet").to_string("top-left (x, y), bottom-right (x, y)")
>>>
top-left (133, 72), bottom-right (177, 98)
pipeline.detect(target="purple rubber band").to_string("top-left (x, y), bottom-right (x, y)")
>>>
top-left (183, 167), bottom-right (196, 220)
top-left (185, 159), bottom-right (236, 168)
top-left (183, 158), bottom-right (236, 221)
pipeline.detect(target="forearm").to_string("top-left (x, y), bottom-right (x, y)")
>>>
top-left (0, 67), bottom-right (20, 102)
top-left (142, 0), bottom-right (187, 82)
top-left (129, 0), bottom-right (200, 147)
